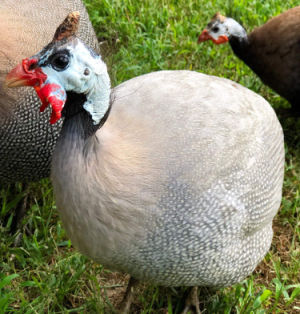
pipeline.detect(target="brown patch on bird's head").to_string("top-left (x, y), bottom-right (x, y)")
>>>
top-left (53, 11), bottom-right (80, 42)
top-left (211, 12), bottom-right (226, 23)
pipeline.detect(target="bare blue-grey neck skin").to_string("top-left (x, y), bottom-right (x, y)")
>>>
top-left (34, 36), bottom-right (111, 138)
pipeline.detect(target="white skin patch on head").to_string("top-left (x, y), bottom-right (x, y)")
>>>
top-left (208, 18), bottom-right (247, 41)
top-left (41, 40), bottom-right (111, 125)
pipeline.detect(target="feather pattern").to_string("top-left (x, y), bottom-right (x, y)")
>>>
top-left (52, 70), bottom-right (284, 286)
top-left (0, 0), bottom-right (99, 183)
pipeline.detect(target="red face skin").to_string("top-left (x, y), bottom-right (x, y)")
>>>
top-left (198, 29), bottom-right (229, 45)
top-left (6, 58), bottom-right (46, 87)
top-left (6, 58), bottom-right (66, 124)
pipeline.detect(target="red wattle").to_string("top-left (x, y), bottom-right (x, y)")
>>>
top-left (48, 96), bottom-right (64, 124)
top-left (6, 57), bottom-right (66, 124)
top-left (211, 35), bottom-right (229, 45)
top-left (35, 82), bottom-right (66, 123)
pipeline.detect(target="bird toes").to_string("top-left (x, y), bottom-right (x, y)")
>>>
top-left (117, 277), bottom-right (139, 314)
top-left (181, 286), bottom-right (201, 314)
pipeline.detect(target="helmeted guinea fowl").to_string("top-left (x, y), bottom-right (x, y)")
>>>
top-left (6, 12), bottom-right (285, 313)
top-left (198, 7), bottom-right (300, 114)
top-left (0, 0), bottom-right (99, 184)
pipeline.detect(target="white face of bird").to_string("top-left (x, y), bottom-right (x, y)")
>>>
top-left (6, 13), bottom-right (111, 125)
top-left (198, 13), bottom-right (246, 45)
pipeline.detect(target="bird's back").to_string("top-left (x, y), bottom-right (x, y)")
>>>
top-left (247, 6), bottom-right (300, 104)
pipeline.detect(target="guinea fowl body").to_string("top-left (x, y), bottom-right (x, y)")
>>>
top-left (0, 0), bottom-right (98, 184)
top-left (199, 7), bottom-right (300, 112)
top-left (52, 70), bottom-right (284, 286)
top-left (7, 15), bottom-right (284, 293)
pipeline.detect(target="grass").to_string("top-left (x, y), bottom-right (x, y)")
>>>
top-left (1, 0), bottom-right (300, 312)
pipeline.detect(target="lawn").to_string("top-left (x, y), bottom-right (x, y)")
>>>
top-left (1, 0), bottom-right (299, 313)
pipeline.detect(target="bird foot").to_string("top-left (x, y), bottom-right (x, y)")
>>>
top-left (117, 277), bottom-right (139, 314)
top-left (181, 286), bottom-right (201, 314)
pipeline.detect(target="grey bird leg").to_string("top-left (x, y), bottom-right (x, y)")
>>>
top-left (181, 286), bottom-right (201, 314)
top-left (10, 183), bottom-right (29, 235)
top-left (118, 277), bottom-right (139, 314)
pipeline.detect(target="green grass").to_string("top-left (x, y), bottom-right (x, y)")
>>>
top-left (1, 0), bottom-right (300, 312)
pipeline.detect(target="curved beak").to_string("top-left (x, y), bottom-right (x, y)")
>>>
top-left (5, 63), bottom-right (33, 88)
top-left (6, 59), bottom-right (65, 124)
top-left (198, 29), bottom-right (211, 43)
top-left (5, 59), bottom-right (47, 88)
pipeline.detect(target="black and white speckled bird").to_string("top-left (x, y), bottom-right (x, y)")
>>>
top-left (0, 0), bottom-right (99, 184)
top-left (6, 12), bottom-right (285, 313)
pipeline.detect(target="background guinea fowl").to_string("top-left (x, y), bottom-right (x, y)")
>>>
top-left (0, 0), bottom-right (99, 184)
top-left (6, 13), bottom-right (285, 313)
top-left (198, 7), bottom-right (300, 114)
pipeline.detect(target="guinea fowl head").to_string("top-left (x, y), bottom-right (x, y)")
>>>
top-left (198, 12), bottom-right (247, 45)
top-left (6, 12), bottom-right (111, 125)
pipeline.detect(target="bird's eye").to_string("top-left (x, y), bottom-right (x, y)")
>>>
top-left (51, 53), bottom-right (70, 71)
top-left (212, 26), bottom-right (219, 33)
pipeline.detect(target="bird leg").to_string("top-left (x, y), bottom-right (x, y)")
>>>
top-left (181, 286), bottom-right (201, 314)
top-left (118, 276), bottom-right (139, 314)
top-left (9, 183), bottom-right (29, 235)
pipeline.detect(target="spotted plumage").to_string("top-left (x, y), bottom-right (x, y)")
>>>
top-left (0, 0), bottom-right (98, 184)
top-left (6, 14), bottom-right (284, 311)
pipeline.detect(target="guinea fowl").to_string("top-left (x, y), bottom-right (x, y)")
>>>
top-left (0, 0), bottom-right (98, 184)
top-left (1, 0), bottom-right (98, 231)
top-left (6, 12), bottom-right (285, 313)
top-left (198, 7), bottom-right (300, 114)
